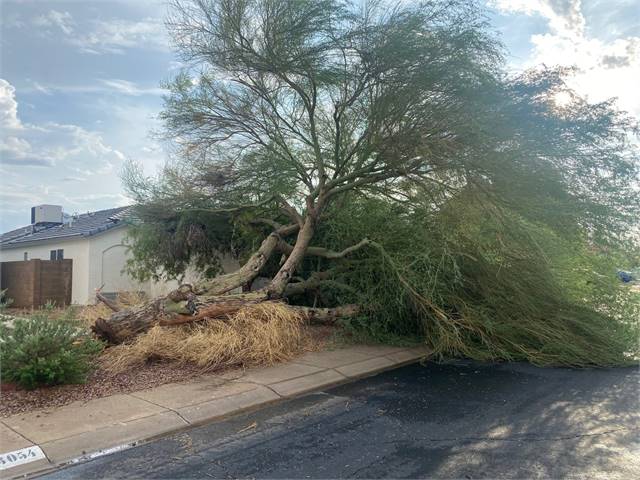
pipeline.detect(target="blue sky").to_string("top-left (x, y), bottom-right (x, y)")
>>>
top-left (1, 0), bottom-right (639, 231)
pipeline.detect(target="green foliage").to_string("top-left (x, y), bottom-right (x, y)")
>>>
top-left (308, 195), bottom-right (639, 367)
top-left (124, 211), bottom-right (229, 282)
top-left (0, 310), bottom-right (103, 389)
top-left (123, 0), bottom-right (639, 366)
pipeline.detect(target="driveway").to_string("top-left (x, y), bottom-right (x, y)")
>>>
top-left (42, 360), bottom-right (639, 479)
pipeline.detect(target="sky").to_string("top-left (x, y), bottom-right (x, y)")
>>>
top-left (1, 0), bottom-right (639, 231)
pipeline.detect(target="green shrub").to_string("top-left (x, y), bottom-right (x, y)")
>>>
top-left (0, 311), bottom-right (103, 389)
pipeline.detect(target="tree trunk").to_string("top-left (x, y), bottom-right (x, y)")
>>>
top-left (92, 290), bottom-right (359, 343)
top-left (289, 304), bottom-right (360, 324)
top-left (197, 226), bottom-right (296, 295)
top-left (92, 290), bottom-right (267, 343)
top-left (91, 225), bottom-right (298, 343)
top-left (267, 216), bottom-right (316, 298)
top-left (91, 214), bottom-right (360, 344)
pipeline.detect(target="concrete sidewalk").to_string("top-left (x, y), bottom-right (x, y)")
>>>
top-left (0, 344), bottom-right (430, 478)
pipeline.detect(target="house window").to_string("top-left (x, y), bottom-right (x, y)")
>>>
top-left (50, 249), bottom-right (64, 260)
top-left (57, 249), bottom-right (64, 260)
top-left (24, 252), bottom-right (28, 261)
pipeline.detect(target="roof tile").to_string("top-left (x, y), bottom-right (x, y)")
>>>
top-left (0, 207), bottom-right (130, 248)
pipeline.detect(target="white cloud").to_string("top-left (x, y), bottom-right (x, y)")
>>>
top-left (33, 10), bottom-right (75, 35)
top-left (0, 135), bottom-right (53, 167)
top-left (31, 81), bottom-right (53, 96)
top-left (0, 79), bottom-right (135, 229)
top-left (99, 79), bottom-right (166, 96)
top-left (0, 78), bottom-right (125, 170)
top-left (491, 0), bottom-right (640, 117)
top-left (70, 17), bottom-right (168, 55)
top-left (492, 0), bottom-right (585, 37)
top-left (4, 13), bottom-right (25, 29)
top-left (0, 79), bottom-right (23, 129)
top-left (0, 183), bottom-right (49, 215)
top-left (25, 9), bottom-right (167, 55)
top-left (19, 80), bottom-right (166, 97)
top-left (62, 176), bottom-right (86, 182)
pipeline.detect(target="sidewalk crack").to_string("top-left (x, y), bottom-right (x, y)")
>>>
top-left (0, 420), bottom-right (41, 448)
top-left (128, 393), bottom-right (192, 426)
top-left (260, 384), bottom-right (283, 398)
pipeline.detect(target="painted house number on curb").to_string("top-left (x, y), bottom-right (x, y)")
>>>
top-left (0, 446), bottom-right (46, 470)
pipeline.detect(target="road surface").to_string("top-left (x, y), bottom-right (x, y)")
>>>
top-left (42, 360), bottom-right (639, 479)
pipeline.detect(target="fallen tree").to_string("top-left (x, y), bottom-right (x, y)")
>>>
top-left (93, 236), bottom-right (363, 342)
top-left (95, 0), bottom-right (640, 366)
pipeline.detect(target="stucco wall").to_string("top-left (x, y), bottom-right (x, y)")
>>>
top-left (86, 227), bottom-right (146, 301)
top-left (87, 227), bottom-right (241, 300)
top-left (1, 226), bottom-right (241, 305)
top-left (0, 237), bottom-right (90, 304)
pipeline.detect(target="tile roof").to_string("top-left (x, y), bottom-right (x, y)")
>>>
top-left (0, 207), bottom-right (131, 248)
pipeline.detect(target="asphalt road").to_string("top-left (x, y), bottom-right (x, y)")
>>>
top-left (42, 360), bottom-right (639, 479)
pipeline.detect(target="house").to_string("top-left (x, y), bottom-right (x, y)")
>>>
top-left (0, 205), bottom-right (239, 305)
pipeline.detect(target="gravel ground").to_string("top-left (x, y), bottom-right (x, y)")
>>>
top-left (0, 325), bottom-right (336, 417)
top-left (1, 362), bottom-right (218, 417)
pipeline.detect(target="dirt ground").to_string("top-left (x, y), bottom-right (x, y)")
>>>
top-left (0, 325), bottom-right (336, 417)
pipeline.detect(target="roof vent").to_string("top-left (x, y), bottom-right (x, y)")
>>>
top-left (31, 205), bottom-right (63, 225)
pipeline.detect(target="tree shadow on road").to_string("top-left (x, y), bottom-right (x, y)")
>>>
top-left (339, 360), bottom-right (639, 479)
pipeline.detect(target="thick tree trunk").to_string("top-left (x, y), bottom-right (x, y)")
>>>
top-left (92, 225), bottom-right (297, 343)
top-left (267, 216), bottom-right (316, 298)
top-left (92, 290), bottom-right (359, 343)
top-left (92, 290), bottom-right (268, 343)
top-left (197, 225), bottom-right (296, 295)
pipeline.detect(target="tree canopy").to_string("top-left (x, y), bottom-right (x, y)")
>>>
top-left (115, 0), bottom-right (640, 366)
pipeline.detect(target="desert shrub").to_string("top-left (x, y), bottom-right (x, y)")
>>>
top-left (0, 311), bottom-right (103, 389)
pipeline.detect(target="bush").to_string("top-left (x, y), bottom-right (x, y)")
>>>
top-left (0, 311), bottom-right (103, 389)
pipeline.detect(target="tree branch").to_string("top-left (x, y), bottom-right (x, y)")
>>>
top-left (276, 194), bottom-right (304, 226)
top-left (278, 238), bottom-right (372, 259)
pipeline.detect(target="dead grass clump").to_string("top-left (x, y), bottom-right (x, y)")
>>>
top-left (78, 303), bottom-right (112, 328)
top-left (78, 291), bottom-right (147, 328)
top-left (101, 302), bottom-right (307, 373)
top-left (115, 291), bottom-right (148, 307)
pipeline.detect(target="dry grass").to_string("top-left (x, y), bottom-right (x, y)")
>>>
top-left (101, 302), bottom-right (310, 374)
top-left (78, 291), bottom-right (148, 327)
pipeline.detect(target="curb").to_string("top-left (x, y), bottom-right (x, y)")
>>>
top-left (2, 346), bottom-right (430, 478)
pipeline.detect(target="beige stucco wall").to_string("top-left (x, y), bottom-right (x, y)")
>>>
top-left (0, 237), bottom-right (90, 304)
top-left (86, 227), bottom-right (147, 302)
top-left (1, 226), bottom-right (241, 305)
top-left (87, 227), bottom-right (240, 300)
